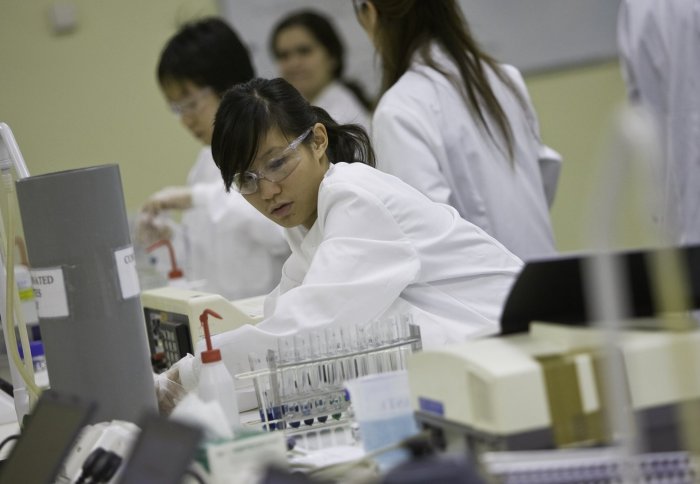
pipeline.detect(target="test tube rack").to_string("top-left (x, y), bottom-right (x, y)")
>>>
top-left (237, 317), bottom-right (422, 436)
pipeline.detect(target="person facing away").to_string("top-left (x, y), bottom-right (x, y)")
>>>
top-left (139, 17), bottom-right (288, 300)
top-left (209, 77), bottom-right (523, 350)
top-left (269, 9), bottom-right (373, 131)
top-left (353, 0), bottom-right (562, 261)
top-left (618, 0), bottom-right (700, 245)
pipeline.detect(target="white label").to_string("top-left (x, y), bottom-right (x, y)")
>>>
top-left (30, 268), bottom-right (69, 318)
top-left (114, 246), bottom-right (140, 299)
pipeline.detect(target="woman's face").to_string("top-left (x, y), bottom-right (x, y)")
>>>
top-left (242, 124), bottom-right (330, 230)
top-left (161, 79), bottom-right (220, 145)
top-left (274, 26), bottom-right (336, 102)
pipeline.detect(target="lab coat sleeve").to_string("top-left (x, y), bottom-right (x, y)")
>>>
top-left (372, 101), bottom-right (452, 205)
top-left (190, 181), bottom-right (289, 255)
top-left (504, 65), bottom-right (562, 208)
top-left (257, 181), bottom-right (421, 334)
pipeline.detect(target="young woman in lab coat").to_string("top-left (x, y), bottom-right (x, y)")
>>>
top-left (210, 77), bottom-right (523, 349)
top-left (139, 18), bottom-right (288, 300)
top-left (270, 9), bottom-right (372, 130)
top-left (353, 0), bottom-right (561, 261)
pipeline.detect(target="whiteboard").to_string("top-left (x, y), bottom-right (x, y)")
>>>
top-left (219, 0), bottom-right (621, 97)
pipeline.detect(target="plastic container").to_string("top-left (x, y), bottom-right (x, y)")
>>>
top-left (196, 309), bottom-right (240, 431)
top-left (344, 370), bottom-right (419, 471)
top-left (17, 340), bottom-right (46, 372)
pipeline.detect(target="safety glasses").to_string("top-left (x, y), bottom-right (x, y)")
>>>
top-left (168, 87), bottom-right (213, 117)
top-left (233, 128), bottom-right (313, 195)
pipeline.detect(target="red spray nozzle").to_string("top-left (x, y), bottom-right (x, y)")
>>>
top-left (199, 309), bottom-right (222, 364)
top-left (146, 239), bottom-right (183, 279)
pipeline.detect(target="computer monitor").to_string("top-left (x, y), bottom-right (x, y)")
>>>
top-left (117, 413), bottom-right (202, 484)
top-left (500, 245), bottom-right (700, 334)
top-left (0, 390), bottom-right (96, 484)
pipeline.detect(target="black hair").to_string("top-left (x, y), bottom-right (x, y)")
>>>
top-left (157, 17), bottom-right (255, 96)
top-left (269, 9), bottom-right (374, 111)
top-left (211, 78), bottom-right (375, 192)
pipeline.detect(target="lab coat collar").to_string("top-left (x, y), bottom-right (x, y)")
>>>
top-left (283, 163), bottom-right (337, 262)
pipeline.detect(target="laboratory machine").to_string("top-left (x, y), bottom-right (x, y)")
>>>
top-left (140, 286), bottom-right (265, 371)
top-left (408, 321), bottom-right (700, 455)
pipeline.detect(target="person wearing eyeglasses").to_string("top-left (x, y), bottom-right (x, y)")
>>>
top-left (210, 77), bottom-right (522, 349)
top-left (138, 18), bottom-right (288, 300)
top-left (269, 9), bottom-right (372, 130)
top-left (353, 0), bottom-right (561, 262)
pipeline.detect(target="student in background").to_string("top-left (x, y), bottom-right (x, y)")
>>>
top-left (354, 0), bottom-right (561, 261)
top-left (270, 9), bottom-right (372, 130)
top-left (139, 17), bottom-right (288, 300)
top-left (618, 0), bottom-right (700, 245)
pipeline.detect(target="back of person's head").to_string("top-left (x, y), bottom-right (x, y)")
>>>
top-left (211, 77), bottom-right (375, 192)
top-left (364, 0), bottom-right (520, 158)
top-left (157, 17), bottom-right (255, 95)
top-left (270, 9), bottom-right (345, 80)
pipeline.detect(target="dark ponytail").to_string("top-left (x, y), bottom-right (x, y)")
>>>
top-left (310, 106), bottom-right (375, 168)
top-left (212, 78), bottom-right (375, 192)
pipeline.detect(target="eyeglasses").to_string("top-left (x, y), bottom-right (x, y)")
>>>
top-left (275, 44), bottom-right (315, 61)
top-left (168, 87), bottom-right (213, 117)
top-left (233, 128), bottom-right (313, 195)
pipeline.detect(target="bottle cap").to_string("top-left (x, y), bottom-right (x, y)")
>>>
top-left (199, 309), bottom-right (223, 363)
top-left (146, 239), bottom-right (184, 280)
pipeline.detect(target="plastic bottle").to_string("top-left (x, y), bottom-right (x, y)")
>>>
top-left (196, 309), bottom-right (240, 431)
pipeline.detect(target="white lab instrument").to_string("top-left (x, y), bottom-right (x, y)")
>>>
top-left (141, 287), bottom-right (265, 412)
top-left (140, 286), bottom-right (265, 369)
top-left (407, 321), bottom-right (700, 454)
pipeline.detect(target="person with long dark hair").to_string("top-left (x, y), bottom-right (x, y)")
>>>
top-left (138, 18), bottom-right (288, 300)
top-left (210, 77), bottom-right (522, 348)
top-left (270, 9), bottom-right (372, 130)
top-left (354, 0), bottom-right (562, 261)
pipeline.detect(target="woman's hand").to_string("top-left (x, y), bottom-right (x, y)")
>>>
top-left (141, 186), bottom-right (194, 215)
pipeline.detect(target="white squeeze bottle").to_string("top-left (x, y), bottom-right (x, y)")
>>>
top-left (197, 309), bottom-right (240, 431)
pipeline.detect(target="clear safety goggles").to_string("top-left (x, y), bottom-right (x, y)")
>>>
top-left (168, 87), bottom-right (213, 117)
top-left (233, 127), bottom-right (313, 195)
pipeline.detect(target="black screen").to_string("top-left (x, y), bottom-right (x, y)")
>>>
top-left (0, 390), bottom-right (95, 484)
top-left (117, 414), bottom-right (202, 484)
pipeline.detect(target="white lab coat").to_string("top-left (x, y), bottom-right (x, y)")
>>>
top-left (182, 147), bottom-right (289, 299)
top-left (221, 162), bottom-right (522, 352)
top-left (372, 44), bottom-right (561, 261)
top-left (313, 80), bottom-right (371, 131)
top-left (618, 0), bottom-right (700, 245)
